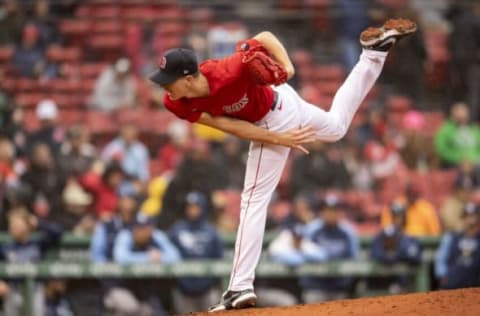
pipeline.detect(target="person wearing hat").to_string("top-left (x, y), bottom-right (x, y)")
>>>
top-left (0, 207), bottom-right (63, 316)
top-left (369, 201), bottom-right (422, 293)
top-left (149, 18), bottom-right (417, 311)
top-left (11, 23), bottom-right (45, 78)
top-left (58, 124), bottom-right (96, 179)
top-left (435, 202), bottom-right (480, 289)
top-left (168, 192), bottom-right (223, 314)
top-left (92, 57), bottom-right (137, 111)
top-left (113, 213), bottom-right (180, 316)
top-left (265, 194), bottom-right (319, 307)
top-left (27, 99), bottom-right (64, 156)
top-left (299, 193), bottom-right (359, 303)
top-left (381, 186), bottom-right (441, 237)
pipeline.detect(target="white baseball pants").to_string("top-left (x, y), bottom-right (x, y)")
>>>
top-left (228, 49), bottom-right (387, 291)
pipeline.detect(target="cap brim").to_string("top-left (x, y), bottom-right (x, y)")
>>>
top-left (149, 70), bottom-right (179, 85)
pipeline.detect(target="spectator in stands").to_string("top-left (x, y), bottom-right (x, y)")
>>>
top-left (92, 58), bottom-right (137, 112)
top-left (161, 139), bottom-right (227, 229)
top-left (28, 99), bottom-right (64, 156)
top-left (0, 89), bottom-right (27, 157)
top-left (435, 102), bottom-right (480, 168)
top-left (101, 122), bottom-right (149, 184)
top-left (58, 125), bottom-right (96, 179)
top-left (113, 214), bottom-right (180, 265)
top-left (168, 191), bottom-right (224, 314)
top-left (0, 137), bottom-right (19, 190)
top-left (264, 195), bottom-right (319, 307)
top-left (299, 194), bottom-right (359, 303)
top-left (156, 120), bottom-right (190, 175)
top-left (363, 130), bottom-right (406, 184)
top-left (20, 142), bottom-right (66, 221)
top-left (11, 23), bottom-right (46, 78)
top-left (214, 136), bottom-right (247, 190)
top-left (445, 2), bottom-right (480, 120)
top-left (281, 194), bottom-right (317, 232)
top-left (60, 180), bottom-right (94, 235)
top-left (0, 69), bottom-right (15, 133)
top-left (32, 0), bottom-right (61, 50)
top-left (0, 208), bottom-right (63, 316)
top-left (0, 0), bottom-right (23, 45)
top-left (400, 110), bottom-right (438, 171)
top-left (80, 162), bottom-right (124, 220)
top-left (90, 193), bottom-right (138, 314)
top-left (435, 202), bottom-right (480, 289)
top-left (90, 193), bottom-right (138, 263)
top-left (335, 0), bottom-right (369, 71)
top-left (454, 159), bottom-right (480, 190)
top-left (44, 279), bottom-right (73, 316)
top-left (440, 174), bottom-right (475, 233)
top-left (290, 142), bottom-right (351, 198)
top-left (353, 107), bottom-right (386, 148)
top-left (370, 202), bottom-right (422, 293)
top-left (381, 186), bottom-right (441, 237)
top-left (207, 22), bottom-right (248, 59)
top-left (113, 214), bottom-right (180, 316)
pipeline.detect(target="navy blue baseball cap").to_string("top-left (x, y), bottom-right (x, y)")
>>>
top-left (390, 201), bottom-right (407, 216)
top-left (149, 48), bottom-right (198, 85)
top-left (133, 213), bottom-right (156, 228)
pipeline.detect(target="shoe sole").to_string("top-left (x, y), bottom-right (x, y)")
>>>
top-left (208, 293), bottom-right (257, 313)
top-left (360, 18), bottom-right (417, 47)
top-left (232, 292), bottom-right (257, 309)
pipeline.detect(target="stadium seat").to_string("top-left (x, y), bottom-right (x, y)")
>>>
top-left (92, 20), bottom-right (125, 35)
top-left (46, 46), bottom-right (82, 63)
top-left (87, 34), bottom-right (125, 61)
top-left (15, 93), bottom-right (46, 108)
top-left (79, 63), bottom-right (107, 78)
top-left (90, 5), bottom-right (122, 19)
top-left (85, 111), bottom-right (116, 135)
top-left (0, 46), bottom-right (14, 64)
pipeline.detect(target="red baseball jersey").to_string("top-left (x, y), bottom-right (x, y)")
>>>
top-left (163, 39), bottom-right (275, 123)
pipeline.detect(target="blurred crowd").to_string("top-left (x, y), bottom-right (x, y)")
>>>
top-left (1, 0), bottom-right (480, 315)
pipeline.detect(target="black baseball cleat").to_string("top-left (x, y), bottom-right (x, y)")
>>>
top-left (360, 18), bottom-right (417, 51)
top-left (208, 289), bottom-right (257, 312)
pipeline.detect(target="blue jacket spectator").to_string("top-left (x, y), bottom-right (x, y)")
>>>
top-left (435, 203), bottom-right (480, 289)
top-left (101, 123), bottom-right (150, 183)
top-left (169, 192), bottom-right (223, 294)
top-left (168, 192), bottom-right (223, 314)
top-left (113, 214), bottom-right (180, 265)
top-left (0, 208), bottom-right (63, 316)
top-left (371, 202), bottom-right (422, 265)
top-left (90, 194), bottom-right (138, 263)
top-left (299, 194), bottom-right (359, 303)
top-left (11, 24), bottom-right (45, 78)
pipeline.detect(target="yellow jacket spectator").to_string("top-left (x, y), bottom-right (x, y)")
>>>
top-left (381, 193), bottom-right (441, 237)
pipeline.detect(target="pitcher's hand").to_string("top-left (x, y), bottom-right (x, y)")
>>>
top-left (275, 126), bottom-right (317, 154)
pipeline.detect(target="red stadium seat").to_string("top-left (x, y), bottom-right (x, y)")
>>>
top-left (15, 93), bottom-right (46, 108)
top-left (87, 34), bottom-right (124, 61)
top-left (0, 46), bottom-right (14, 64)
top-left (46, 46), bottom-right (82, 63)
top-left (59, 20), bottom-right (91, 36)
top-left (92, 20), bottom-right (125, 35)
top-left (91, 5), bottom-right (121, 19)
top-left (85, 111), bottom-right (116, 135)
top-left (15, 78), bottom-right (41, 92)
top-left (79, 63), bottom-right (107, 78)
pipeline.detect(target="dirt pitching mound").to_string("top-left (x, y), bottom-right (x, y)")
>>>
top-left (193, 288), bottom-right (480, 316)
